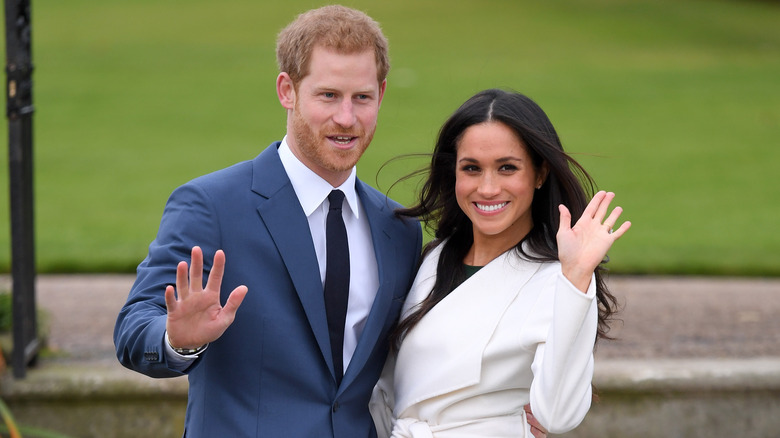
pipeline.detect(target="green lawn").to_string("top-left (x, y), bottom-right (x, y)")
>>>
top-left (1, 0), bottom-right (779, 275)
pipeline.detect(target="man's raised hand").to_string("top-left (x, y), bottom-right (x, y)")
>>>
top-left (164, 246), bottom-right (248, 349)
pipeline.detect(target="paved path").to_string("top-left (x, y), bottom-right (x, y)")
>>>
top-left (2, 274), bottom-right (780, 367)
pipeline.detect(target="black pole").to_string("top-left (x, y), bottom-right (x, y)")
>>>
top-left (5, 0), bottom-right (37, 378)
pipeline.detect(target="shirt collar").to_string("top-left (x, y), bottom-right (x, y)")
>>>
top-left (278, 136), bottom-right (360, 218)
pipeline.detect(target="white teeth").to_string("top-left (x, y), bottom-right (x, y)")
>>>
top-left (476, 202), bottom-right (507, 212)
top-left (333, 136), bottom-right (353, 144)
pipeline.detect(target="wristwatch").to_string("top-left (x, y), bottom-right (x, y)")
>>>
top-left (166, 332), bottom-right (208, 356)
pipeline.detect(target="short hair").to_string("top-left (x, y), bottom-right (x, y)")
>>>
top-left (276, 5), bottom-right (390, 85)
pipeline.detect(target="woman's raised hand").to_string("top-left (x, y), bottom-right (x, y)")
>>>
top-left (556, 191), bottom-right (631, 292)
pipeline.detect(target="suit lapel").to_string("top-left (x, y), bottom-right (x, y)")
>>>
top-left (252, 144), bottom-right (333, 372)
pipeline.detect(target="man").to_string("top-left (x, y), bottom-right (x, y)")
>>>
top-left (114, 6), bottom-right (421, 437)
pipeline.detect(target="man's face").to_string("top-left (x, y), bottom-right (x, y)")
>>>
top-left (282, 46), bottom-right (386, 186)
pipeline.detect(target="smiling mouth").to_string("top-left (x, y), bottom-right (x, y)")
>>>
top-left (329, 135), bottom-right (357, 146)
top-left (475, 202), bottom-right (507, 212)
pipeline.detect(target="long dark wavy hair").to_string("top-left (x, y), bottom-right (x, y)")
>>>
top-left (392, 88), bottom-right (618, 349)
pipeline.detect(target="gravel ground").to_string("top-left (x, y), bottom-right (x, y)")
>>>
top-left (2, 274), bottom-right (779, 366)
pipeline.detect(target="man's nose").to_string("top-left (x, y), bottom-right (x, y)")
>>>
top-left (333, 100), bottom-right (357, 128)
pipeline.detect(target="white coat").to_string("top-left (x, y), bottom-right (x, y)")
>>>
top-left (370, 243), bottom-right (598, 437)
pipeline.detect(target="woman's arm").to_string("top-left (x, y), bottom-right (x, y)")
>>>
top-left (528, 271), bottom-right (598, 433)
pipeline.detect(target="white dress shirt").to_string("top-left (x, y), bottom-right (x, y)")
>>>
top-left (278, 137), bottom-right (380, 372)
top-left (166, 137), bottom-right (380, 374)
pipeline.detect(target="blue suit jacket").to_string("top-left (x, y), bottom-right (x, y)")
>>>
top-left (114, 142), bottom-right (422, 437)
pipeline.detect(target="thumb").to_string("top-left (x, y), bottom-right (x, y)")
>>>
top-left (222, 285), bottom-right (248, 320)
top-left (558, 204), bottom-right (572, 235)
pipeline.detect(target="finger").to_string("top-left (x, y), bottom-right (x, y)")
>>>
top-left (603, 205), bottom-right (623, 230)
top-left (610, 220), bottom-right (632, 239)
top-left (583, 191), bottom-right (606, 219)
top-left (222, 285), bottom-right (249, 322)
top-left (190, 246), bottom-right (204, 292)
top-left (176, 260), bottom-right (190, 300)
top-left (206, 249), bottom-right (226, 293)
top-left (557, 204), bottom-right (572, 235)
top-left (164, 285), bottom-right (178, 313)
top-left (594, 191), bottom-right (615, 223)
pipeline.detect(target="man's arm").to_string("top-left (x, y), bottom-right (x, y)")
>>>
top-left (114, 182), bottom-right (246, 377)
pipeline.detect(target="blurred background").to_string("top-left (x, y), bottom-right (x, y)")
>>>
top-left (1, 0), bottom-right (779, 275)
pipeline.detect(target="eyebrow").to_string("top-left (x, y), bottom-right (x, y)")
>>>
top-left (312, 85), bottom-right (378, 95)
top-left (458, 156), bottom-right (524, 164)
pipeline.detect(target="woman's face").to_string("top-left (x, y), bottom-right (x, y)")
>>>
top-left (455, 121), bottom-right (544, 248)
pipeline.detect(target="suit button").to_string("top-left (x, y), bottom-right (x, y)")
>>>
top-left (332, 401), bottom-right (340, 413)
top-left (144, 351), bottom-right (159, 362)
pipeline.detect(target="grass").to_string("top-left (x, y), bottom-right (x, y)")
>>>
top-left (0, 0), bottom-right (778, 275)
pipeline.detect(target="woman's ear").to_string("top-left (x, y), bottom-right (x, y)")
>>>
top-left (536, 162), bottom-right (550, 189)
top-left (276, 72), bottom-right (296, 110)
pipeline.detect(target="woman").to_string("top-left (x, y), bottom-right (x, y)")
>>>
top-left (370, 89), bottom-right (630, 437)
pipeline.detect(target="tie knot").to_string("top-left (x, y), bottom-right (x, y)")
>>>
top-left (328, 190), bottom-right (345, 211)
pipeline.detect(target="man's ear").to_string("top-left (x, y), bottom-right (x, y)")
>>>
top-left (277, 72), bottom-right (295, 110)
top-left (377, 79), bottom-right (387, 108)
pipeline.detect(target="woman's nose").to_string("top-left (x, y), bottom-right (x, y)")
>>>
top-left (477, 174), bottom-right (500, 197)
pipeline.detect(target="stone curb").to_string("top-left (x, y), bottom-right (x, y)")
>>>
top-left (4, 357), bottom-right (779, 400)
top-left (0, 362), bottom-right (188, 400)
top-left (593, 357), bottom-right (780, 392)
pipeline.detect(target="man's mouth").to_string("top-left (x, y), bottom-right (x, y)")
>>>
top-left (329, 135), bottom-right (357, 146)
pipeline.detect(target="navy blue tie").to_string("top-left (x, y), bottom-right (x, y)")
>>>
top-left (324, 190), bottom-right (349, 385)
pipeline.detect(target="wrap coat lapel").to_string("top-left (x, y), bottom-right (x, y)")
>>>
top-left (394, 245), bottom-right (542, 416)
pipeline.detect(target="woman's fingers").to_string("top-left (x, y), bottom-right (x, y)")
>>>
top-left (592, 191), bottom-right (614, 222)
top-left (602, 205), bottom-right (623, 232)
top-left (582, 190), bottom-right (606, 219)
top-left (579, 191), bottom-right (626, 233)
top-left (610, 220), bottom-right (632, 239)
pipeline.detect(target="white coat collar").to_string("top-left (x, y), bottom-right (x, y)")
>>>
top-left (394, 242), bottom-right (542, 415)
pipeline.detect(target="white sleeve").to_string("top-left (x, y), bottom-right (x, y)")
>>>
top-left (163, 330), bottom-right (200, 371)
top-left (529, 270), bottom-right (598, 434)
